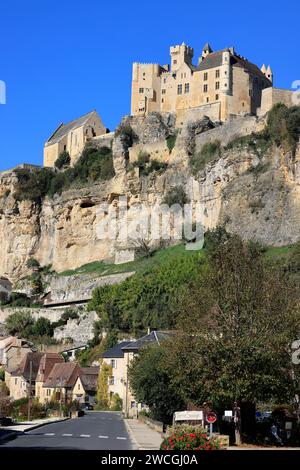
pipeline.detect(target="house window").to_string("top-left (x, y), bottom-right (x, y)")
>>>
top-left (162, 89), bottom-right (166, 94)
top-left (204, 72), bottom-right (208, 81)
top-left (139, 88), bottom-right (144, 93)
top-left (203, 84), bottom-right (208, 93)
top-left (47, 389), bottom-right (51, 397)
top-left (215, 82), bottom-right (220, 90)
top-left (110, 376), bottom-right (115, 385)
top-left (216, 70), bottom-right (220, 78)
top-left (111, 359), bottom-right (117, 369)
top-left (215, 94), bottom-right (219, 101)
top-left (78, 383), bottom-right (81, 390)
top-left (177, 84), bottom-right (182, 95)
top-left (184, 83), bottom-right (190, 94)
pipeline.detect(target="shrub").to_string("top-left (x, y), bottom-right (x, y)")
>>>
top-left (160, 427), bottom-right (223, 450)
top-left (54, 151), bottom-right (71, 169)
top-left (115, 122), bottom-right (137, 147)
top-left (14, 168), bottom-right (55, 203)
top-left (267, 103), bottom-right (300, 154)
top-left (8, 292), bottom-right (31, 307)
top-left (110, 393), bottom-right (123, 411)
top-left (132, 152), bottom-right (168, 176)
top-left (0, 291), bottom-right (9, 305)
top-left (166, 131), bottom-right (178, 154)
top-left (26, 258), bottom-right (40, 270)
top-left (163, 185), bottom-right (190, 207)
top-left (190, 140), bottom-right (220, 175)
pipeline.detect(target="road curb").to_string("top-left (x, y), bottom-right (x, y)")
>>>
top-left (0, 417), bottom-right (70, 443)
top-left (124, 419), bottom-right (141, 450)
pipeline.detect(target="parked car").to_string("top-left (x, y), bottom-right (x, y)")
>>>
top-left (80, 403), bottom-right (94, 411)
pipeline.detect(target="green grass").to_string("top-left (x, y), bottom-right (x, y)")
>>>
top-left (59, 243), bottom-right (204, 277)
top-left (59, 242), bottom-right (296, 278)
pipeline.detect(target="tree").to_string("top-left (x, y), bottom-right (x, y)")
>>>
top-left (33, 317), bottom-right (53, 337)
top-left (164, 232), bottom-right (300, 443)
top-left (128, 344), bottom-right (186, 424)
top-left (96, 362), bottom-right (112, 409)
top-left (54, 150), bottom-right (71, 170)
top-left (26, 258), bottom-right (40, 270)
top-left (5, 311), bottom-right (35, 336)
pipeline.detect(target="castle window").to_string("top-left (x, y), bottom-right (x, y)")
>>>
top-left (184, 83), bottom-right (190, 94)
top-left (139, 88), bottom-right (144, 93)
top-left (206, 97), bottom-right (210, 103)
top-left (177, 84), bottom-right (182, 95)
top-left (173, 60), bottom-right (177, 65)
top-left (203, 84), bottom-right (208, 93)
top-left (204, 72), bottom-right (208, 81)
top-left (215, 94), bottom-right (219, 101)
top-left (162, 89), bottom-right (166, 94)
top-left (215, 82), bottom-right (220, 90)
top-left (162, 98), bottom-right (164, 103)
top-left (216, 69), bottom-right (220, 78)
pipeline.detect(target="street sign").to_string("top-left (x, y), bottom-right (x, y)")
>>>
top-left (206, 412), bottom-right (217, 424)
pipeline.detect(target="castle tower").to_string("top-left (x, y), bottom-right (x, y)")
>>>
top-left (266, 65), bottom-right (273, 84)
top-left (170, 42), bottom-right (194, 72)
top-left (202, 42), bottom-right (212, 59)
top-left (261, 64), bottom-right (267, 74)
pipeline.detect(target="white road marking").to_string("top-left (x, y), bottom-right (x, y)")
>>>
top-left (98, 435), bottom-right (109, 439)
top-left (80, 434), bottom-right (90, 438)
top-left (44, 433), bottom-right (55, 436)
top-left (117, 437), bottom-right (127, 440)
top-left (62, 433), bottom-right (73, 437)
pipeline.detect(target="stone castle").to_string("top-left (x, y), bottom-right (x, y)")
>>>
top-left (131, 42), bottom-right (293, 122)
top-left (43, 41), bottom-right (294, 168)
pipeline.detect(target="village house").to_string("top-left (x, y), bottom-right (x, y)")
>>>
top-left (2, 337), bottom-right (35, 372)
top-left (101, 330), bottom-right (173, 417)
top-left (35, 353), bottom-right (64, 404)
top-left (42, 362), bottom-right (99, 405)
top-left (44, 110), bottom-right (106, 168)
top-left (131, 42), bottom-right (293, 123)
top-left (6, 352), bottom-right (44, 400)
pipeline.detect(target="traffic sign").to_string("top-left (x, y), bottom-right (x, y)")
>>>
top-left (206, 412), bottom-right (217, 424)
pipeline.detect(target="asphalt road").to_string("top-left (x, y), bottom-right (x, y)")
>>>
top-left (0, 411), bottom-right (132, 450)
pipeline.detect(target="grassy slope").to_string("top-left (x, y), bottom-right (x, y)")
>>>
top-left (59, 243), bottom-right (292, 278)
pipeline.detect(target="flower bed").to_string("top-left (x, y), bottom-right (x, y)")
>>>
top-left (160, 425), bottom-right (223, 451)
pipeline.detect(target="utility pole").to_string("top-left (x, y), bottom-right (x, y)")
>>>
top-left (59, 377), bottom-right (63, 418)
top-left (27, 360), bottom-right (33, 422)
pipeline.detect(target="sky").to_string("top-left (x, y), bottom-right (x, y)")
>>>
top-left (0, 0), bottom-right (299, 171)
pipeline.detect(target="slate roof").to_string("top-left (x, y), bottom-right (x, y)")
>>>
top-left (43, 362), bottom-right (81, 389)
top-left (192, 49), bottom-right (270, 82)
top-left (101, 341), bottom-right (132, 359)
top-left (45, 110), bottom-right (98, 145)
top-left (121, 331), bottom-right (173, 352)
top-left (11, 352), bottom-right (44, 381)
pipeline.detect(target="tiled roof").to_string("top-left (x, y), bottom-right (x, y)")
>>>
top-left (121, 331), bottom-right (173, 352)
top-left (101, 341), bottom-right (132, 359)
top-left (43, 362), bottom-right (81, 388)
top-left (80, 366), bottom-right (99, 392)
top-left (11, 352), bottom-right (44, 381)
top-left (45, 110), bottom-right (97, 145)
top-left (36, 353), bottom-right (64, 383)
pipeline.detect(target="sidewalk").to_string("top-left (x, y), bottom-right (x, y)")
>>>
top-left (0, 417), bottom-right (69, 443)
top-left (125, 418), bottom-right (163, 450)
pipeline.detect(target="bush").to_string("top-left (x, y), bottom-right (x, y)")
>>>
top-left (26, 258), bottom-right (40, 270)
top-left (14, 168), bottom-right (55, 203)
top-left (166, 132), bottom-right (178, 154)
top-left (267, 103), bottom-right (300, 154)
top-left (54, 151), bottom-right (71, 170)
top-left (115, 123), bottom-right (137, 146)
top-left (5, 311), bottom-right (35, 336)
top-left (160, 426), bottom-right (223, 450)
top-left (133, 152), bottom-right (168, 176)
top-left (8, 292), bottom-right (31, 307)
top-left (190, 140), bottom-right (220, 175)
top-left (163, 185), bottom-right (189, 207)
top-left (0, 291), bottom-right (9, 305)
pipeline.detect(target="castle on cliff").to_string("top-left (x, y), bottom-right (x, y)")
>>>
top-left (131, 42), bottom-right (293, 122)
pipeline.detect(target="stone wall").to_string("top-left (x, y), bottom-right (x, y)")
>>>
top-left (53, 311), bottom-right (98, 343)
top-left (0, 307), bottom-right (63, 324)
top-left (259, 87), bottom-right (294, 116)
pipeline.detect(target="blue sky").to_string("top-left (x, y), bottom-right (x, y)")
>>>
top-left (0, 0), bottom-right (299, 171)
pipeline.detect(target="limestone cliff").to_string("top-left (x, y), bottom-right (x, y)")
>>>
top-left (1, 112), bottom-right (300, 282)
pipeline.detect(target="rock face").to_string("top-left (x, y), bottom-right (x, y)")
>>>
top-left (1, 112), bottom-right (300, 282)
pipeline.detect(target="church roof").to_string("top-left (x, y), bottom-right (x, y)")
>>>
top-left (45, 110), bottom-right (98, 145)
